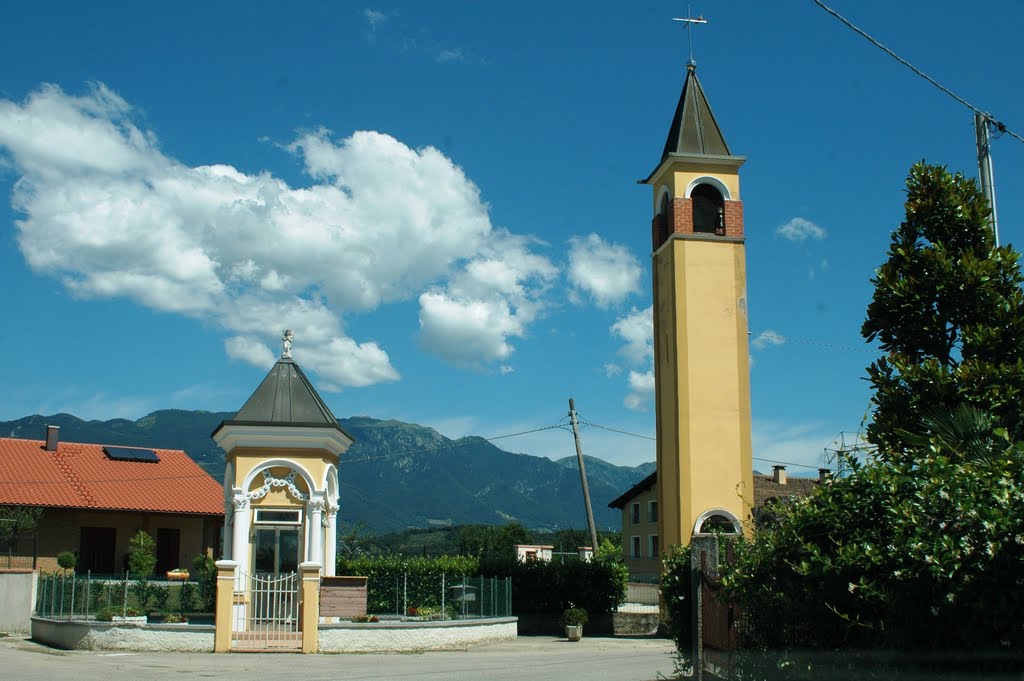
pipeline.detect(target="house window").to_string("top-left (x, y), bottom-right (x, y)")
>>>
top-left (649, 534), bottom-right (660, 559)
top-left (631, 502), bottom-right (641, 525)
top-left (630, 536), bottom-right (641, 560)
top-left (648, 500), bottom-right (658, 523)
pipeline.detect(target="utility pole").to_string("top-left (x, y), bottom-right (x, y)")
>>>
top-left (568, 398), bottom-right (600, 555)
top-left (975, 113), bottom-right (1000, 247)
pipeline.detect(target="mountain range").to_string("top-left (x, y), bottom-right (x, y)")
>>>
top-left (1, 410), bottom-right (654, 534)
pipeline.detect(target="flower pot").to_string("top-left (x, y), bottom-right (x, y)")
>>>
top-left (166, 571), bottom-right (190, 581)
top-left (565, 624), bottom-right (583, 642)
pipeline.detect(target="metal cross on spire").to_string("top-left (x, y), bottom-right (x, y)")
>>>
top-left (672, 7), bottom-right (707, 68)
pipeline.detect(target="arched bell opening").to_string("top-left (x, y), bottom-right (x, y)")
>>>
top-left (691, 183), bottom-right (725, 235)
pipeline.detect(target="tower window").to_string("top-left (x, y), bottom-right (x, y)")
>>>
top-left (691, 184), bottom-right (725, 235)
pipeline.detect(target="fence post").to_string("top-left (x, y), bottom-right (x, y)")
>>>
top-left (403, 573), bottom-right (407, 617)
top-left (85, 571), bottom-right (91, 620)
top-left (70, 571), bottom-right (76, 620)
top-left (122, 571), bottom-right (129, 618)
top-left (299, 562), bottom-right (321, 654)
top-left (213, 559), bottom-right (237, 653)
top-left (441, 572), bottom-right (446, 621)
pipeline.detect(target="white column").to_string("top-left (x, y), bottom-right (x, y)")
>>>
top-left (307, 497), bottom-right (325, 567)
top-left (231, 493), bottom-right (250, 591)
top-left (324, 504), bottom-right (338, 577)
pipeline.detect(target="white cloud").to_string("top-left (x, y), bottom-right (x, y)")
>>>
top-left (776, 217), bottom-right (826, 242)
top-left (603, 363), bottom-right (622, 378)
top-left (0, 83), bottom-right (556, 387)
top-left (225, 336), bottom-right (277, 368)
top-left (610, 306), bottom-right (654, 410)
top-left (751, 330), bottom-right (786, 350)
top-left (364, 8), bottom-right (388, 30)
top-left (568, 234), bottom-right (643, 308)
top-left (436, 48), bottom-right (464, 63)
top-left (611, 306), bottom-right (653, 366)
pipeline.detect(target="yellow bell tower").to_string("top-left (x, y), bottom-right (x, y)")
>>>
top-left (644, 62), bottom-right (755, 548)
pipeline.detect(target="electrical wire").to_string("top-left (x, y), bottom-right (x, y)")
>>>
top-left (813, 0), bottom-right (1022, 144)
top-left (340, 423), bottom-right (570, 464)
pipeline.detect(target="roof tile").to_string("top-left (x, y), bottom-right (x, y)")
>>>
top-left (0, 437), bottom-right (223, 516)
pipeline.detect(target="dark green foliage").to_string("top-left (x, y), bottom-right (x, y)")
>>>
top-left (560, 606), bottom-right (588, 626)
top-left (862, 162), bottom-right (1024, 460)
top-left (480, 539), bottom-right (627, 615)
top-left (56, 550), bottom-right (77, 571)
top-left (661, 544), bottom-right (693, 652)
top-left (127, 531), bottom-right (156, 578)
top-left (457, 523), bottom-right (530, 558)
top-left (336, 554), bottom-right (481, 614)
top-left (192, 554), bottom-right (217, 612)
top-left (0, 505), bottom-right (42, 549)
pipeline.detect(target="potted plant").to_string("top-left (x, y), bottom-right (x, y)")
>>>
top-left (166, 568), bottom-right (190, 581)
top-left (560, 606), bottom-right (588, 642)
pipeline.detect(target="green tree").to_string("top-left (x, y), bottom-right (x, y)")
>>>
top-left (457, 523), bottom-right (530, 558)
top-left (0, 505), bottom-right (43, 554)
top-left (862, 162), bottom-right (1024, 460)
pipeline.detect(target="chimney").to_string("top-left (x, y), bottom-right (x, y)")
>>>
top-left (818, 468), bottom-right (831, 485)
top-left (772, 465), bottom-right (787, 485)
top-left (45, 425), bottom-right (60, 452)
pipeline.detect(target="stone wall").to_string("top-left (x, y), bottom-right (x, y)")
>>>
top-left (318, 618), bottom-right (518, 653)
top-left (0, 570), bottom-right (36, 633)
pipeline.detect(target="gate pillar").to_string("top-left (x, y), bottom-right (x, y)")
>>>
top-left (300, 561), bottom-right (322, 653)
top-left (214, 559), bottom-right (238, 653)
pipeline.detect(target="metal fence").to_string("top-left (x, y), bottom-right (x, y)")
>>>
top-left (366, 573), bottom-right (512, 619)
top-left (35, 571), bottom-right (213, 622)
top-left (35, 570), bottom-right (511, 622)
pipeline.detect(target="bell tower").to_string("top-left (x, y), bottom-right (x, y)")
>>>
top-left (644, 61), bottom-right (755, 549)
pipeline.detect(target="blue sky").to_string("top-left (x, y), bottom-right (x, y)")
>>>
top-left (1, 1), bottom-right (1021, 473)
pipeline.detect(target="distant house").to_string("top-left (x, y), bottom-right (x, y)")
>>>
top-left (0, 425), bottom-right (223, 574)
top-left (514, 544), bottom-right (554, 563)
top-left (608, 466), bottom-right (821, 579)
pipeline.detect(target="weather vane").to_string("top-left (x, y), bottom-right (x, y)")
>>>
top-left (282, 329), bottom-right (294, 359)
top-left (672, 6), bottom-right (707, 68)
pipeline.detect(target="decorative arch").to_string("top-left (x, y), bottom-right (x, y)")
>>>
top-left (241, 459), bottom-right (319, 500)
top-left (692, 508), bottom-right (742, 536)
top-left (684, 175), bottom-right (732, 201)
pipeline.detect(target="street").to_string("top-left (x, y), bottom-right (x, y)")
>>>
top-left (0, 635), bottom-right (678, 681)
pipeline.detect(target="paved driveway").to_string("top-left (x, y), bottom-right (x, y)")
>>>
top-left (0, 635), bottom-right (679, 681)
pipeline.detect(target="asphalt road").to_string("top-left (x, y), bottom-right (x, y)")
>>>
top-left (0, 635), bottom-right (679, 681)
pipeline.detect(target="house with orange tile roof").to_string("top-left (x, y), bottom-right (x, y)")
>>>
top-left (0, 425), bottom-right (223, 574)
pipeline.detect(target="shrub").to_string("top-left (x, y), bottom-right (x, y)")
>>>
top-left (661, 544), bottom-right (693, 652)
top-left (127, 531), bottom-right (156, 578)
top-left (337, 554), bottom-right (481, 614)
top-left (56, 550), bottom-right (77, 571)
top-left (560, 606), bottom-right (588, 627)
top-left (192, 554), bottom-right (217, 612)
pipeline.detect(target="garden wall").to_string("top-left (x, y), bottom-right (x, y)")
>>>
top-left (0, 570), bottom-right (36, 632)
top-left (318, 617), bottom-right (518, 652)
top-left (32, 617), bottom-right (214, 651)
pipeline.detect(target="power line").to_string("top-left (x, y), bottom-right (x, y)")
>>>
top-left (341, 423), bottom-right (570, 464)
top-left (813, 0), bottom-right (1023, 144)
top-left (579, 418), bottom-right (827, 471)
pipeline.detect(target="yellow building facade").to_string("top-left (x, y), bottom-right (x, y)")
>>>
top-left (645, 63), bottom-right (755, 549)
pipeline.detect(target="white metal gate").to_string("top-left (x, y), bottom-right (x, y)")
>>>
top-left (231, 571), bottom-right (301, 651)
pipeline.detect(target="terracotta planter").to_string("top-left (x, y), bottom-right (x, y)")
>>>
top-left (166, 571), bottom-right (189, 581)
top-left (565, 624), bottom-right (583, 642)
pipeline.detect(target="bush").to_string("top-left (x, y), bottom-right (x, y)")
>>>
top-left (560, 606), bottom-right (588, 627)
top-left (479, 538), bottom-right (627, 616)
top-left (56, 550), bottom-right (77, 571)
top-left (192, 554), bottom-right (217, 612)
top-left (337, 554), bottom-right (481, 614)
top-left (661, 544), bottom-right (693, 652)
top-left (127, 531), bottom-right (156, 578)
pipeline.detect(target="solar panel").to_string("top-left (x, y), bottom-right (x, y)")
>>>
top-left (103, 446), bottom-right (160, 463)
